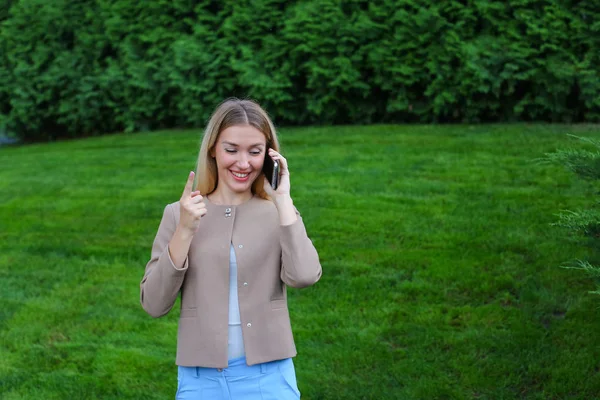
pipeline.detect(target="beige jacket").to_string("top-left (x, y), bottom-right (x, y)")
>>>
top-left (140, 195), bottom-right (322, 368)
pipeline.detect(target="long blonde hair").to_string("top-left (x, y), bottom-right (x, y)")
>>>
top-left (195, 98), bottom-right (280, 200)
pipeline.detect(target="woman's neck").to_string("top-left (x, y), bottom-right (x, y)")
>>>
top-left (208, 189), bottom-right (253, 206)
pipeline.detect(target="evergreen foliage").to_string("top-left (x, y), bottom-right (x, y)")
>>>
top-left (1, 0), bottom-right (599, 140)
top-left (546, 136), bottom-right (600, 296)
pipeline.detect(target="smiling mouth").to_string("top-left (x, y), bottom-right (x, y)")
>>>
top-left (231, 171), bottom-right (250, 180)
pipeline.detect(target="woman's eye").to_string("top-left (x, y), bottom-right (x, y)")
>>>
top-left (250, 151), bottom-right (261, 155)
top-left (225, 149), bottom-right (237, 153)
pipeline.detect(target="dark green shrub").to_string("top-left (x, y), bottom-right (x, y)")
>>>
top-left (0, 0), bottom-right (598, 141)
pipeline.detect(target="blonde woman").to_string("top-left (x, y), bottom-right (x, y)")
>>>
top-left (140, 98), bottom-right (322, 399)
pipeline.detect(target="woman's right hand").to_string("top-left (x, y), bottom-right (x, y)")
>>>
top-left (178, 171), bottom-right (207, 235)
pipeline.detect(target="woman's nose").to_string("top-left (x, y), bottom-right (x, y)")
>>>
top-left (237, 156), bottom-right (250, 169)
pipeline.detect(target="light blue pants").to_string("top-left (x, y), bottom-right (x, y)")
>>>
top-left (176, 356), bottom-right (301, 400)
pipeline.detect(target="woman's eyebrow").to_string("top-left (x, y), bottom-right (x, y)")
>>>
top-left (222, 141), bottom-right (265, 147)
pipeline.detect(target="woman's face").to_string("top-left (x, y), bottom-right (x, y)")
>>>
top-left (212, 124), bottom-right (267, 196)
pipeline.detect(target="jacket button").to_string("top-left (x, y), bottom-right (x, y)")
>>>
top-left (238, 244), bottom-right (243, 249)
top-left (247, 323), bottom-right (252, 328)
top-left (243, 282), bottom-right (248, 286)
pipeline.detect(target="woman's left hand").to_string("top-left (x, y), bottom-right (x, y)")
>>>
top-left (263, 148), bottom-right (291, 199)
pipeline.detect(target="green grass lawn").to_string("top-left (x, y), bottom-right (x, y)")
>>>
top-left (1, 124), bottom-right (600, 399)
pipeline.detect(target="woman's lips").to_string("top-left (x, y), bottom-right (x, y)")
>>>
top-left (230, 170), bottom-right (250, 181)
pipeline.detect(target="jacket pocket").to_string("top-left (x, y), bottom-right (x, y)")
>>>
top-left (180, 308), bottom-right (197, 318)
top-left (270, 299), bottom-right (287, 310)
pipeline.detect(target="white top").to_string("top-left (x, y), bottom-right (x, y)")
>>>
top-left (228, 244), bottom-right (246, 360)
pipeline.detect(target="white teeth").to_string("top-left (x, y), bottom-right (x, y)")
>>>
top-left (232, 171), bottom-right (249, 178)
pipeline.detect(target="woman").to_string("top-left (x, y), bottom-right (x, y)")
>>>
top-left (140, 98), bottom-right (322, 400)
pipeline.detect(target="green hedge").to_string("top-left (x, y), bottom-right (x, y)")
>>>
top-left (1, 0), bottom-right (599, 140)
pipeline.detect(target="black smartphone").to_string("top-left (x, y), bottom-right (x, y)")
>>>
top-left (263, 152), bottom-right (280, 190)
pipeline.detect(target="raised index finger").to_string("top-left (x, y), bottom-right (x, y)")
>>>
top-left (182, 171), bottom-right (195, 196)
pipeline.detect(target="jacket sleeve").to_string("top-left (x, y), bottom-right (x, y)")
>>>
top-left (280, 213), bottom-right (322, 288)
top-left (140, 203), bottom-right (189, 318)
